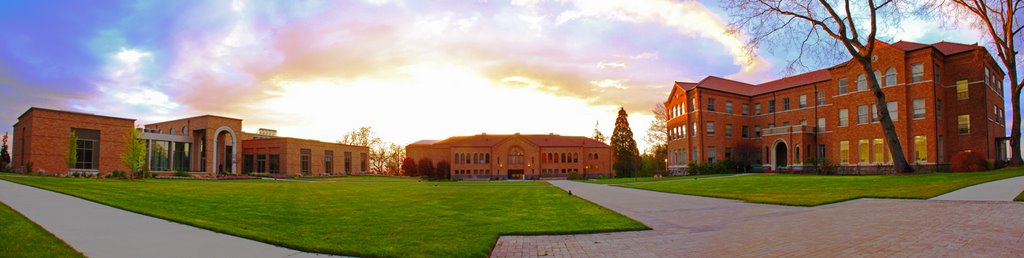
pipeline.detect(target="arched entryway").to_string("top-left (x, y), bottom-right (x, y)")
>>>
top-left (774, 141), bottom-right (788, 168)
top-left (212, 126), bottom-right (237, 176)
top-left (507, 146), bottom-right (525, 179)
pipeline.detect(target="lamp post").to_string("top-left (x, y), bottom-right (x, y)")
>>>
top-left (664, 158), bottom-right (669, 177)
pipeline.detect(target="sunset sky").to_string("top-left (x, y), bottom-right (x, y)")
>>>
top-left (0, 0), bottom-right (1014, 151)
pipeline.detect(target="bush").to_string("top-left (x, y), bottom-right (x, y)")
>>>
top-left (173, 170), bottom-right (191, 178)
top-left (567, 170), bottom-right (584, 180)
top-left (71, 172), bottom-right (81, 178)
top-left (951, 151), bottom-right (987, 172)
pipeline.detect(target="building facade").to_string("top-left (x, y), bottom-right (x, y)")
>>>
top-left (12, 107), bottom-right (369, 177)
top-left (406, 134), bottom-right (612, 180)
top-left (665, 41), bottom-right (1009, 174)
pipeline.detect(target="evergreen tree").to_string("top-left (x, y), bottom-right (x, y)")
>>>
top-left (0, 132), bottom-right (10, 170)
top-left (610, 108), bottom-right (640, 178)
top-left (401, 157), bottom-right (418, 177)
top-left (592, 121), bottom-right (607, 143)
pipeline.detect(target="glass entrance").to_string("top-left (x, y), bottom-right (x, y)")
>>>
top-left (508, 169), bottom-right (524, 179)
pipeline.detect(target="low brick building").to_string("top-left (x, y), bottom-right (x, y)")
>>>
top-left (665, 40), bottom-right (1010, 174)
top-left (12, 107), bottom-right (369, 177)
top-left (406, 133), bottom-right (612, 180)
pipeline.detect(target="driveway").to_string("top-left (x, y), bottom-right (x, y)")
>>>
top-left (0, 178), bottom-right (341, 258)
top-left (491, 180), bottom-right (1024, 257)
top-left (932, 175), bottom-right (1024, 201)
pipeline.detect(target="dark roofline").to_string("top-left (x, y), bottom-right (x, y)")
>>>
top-left (18, 107), bottom-right (136, 122)
top-left (145, 114), bottom-right (243, 126)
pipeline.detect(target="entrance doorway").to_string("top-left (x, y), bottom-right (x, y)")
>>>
top-left (775, 142), bottom-right (788, 168)
top-left (508, 169), bottom-right (524, 180)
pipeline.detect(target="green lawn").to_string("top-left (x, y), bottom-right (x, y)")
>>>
top-left (621, 169), bottom-right (1024, 206)
top-left (578, 174), bottom-right (736, 184)
top-left (1016, 190), bottom-right (1024, 202)
top-left (0, 175), bottom-right (645, 258)
top-left (0, 201), bottom-right (83, 258)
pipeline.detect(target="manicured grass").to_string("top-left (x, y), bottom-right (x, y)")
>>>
top-left (578, 174), bottom-right (736, 184)
top-left (1016, 190), bottom-right (1024, 202)
top-left (0, 201), bottom-right (83, 258)
top-left (621, 169), bottom-right (1024, 206)
top-left (0, 175), bottom-right (645, 258)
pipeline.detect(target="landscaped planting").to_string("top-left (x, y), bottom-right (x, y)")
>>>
top-left (0, 175), bottom-right (645, 257)
top-left (0, 201), bottom-right (83, 258)
top-left (620, 169), bottom-right (1024, 206)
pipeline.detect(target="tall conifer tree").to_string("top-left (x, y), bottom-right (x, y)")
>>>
top-left (610, 108), bottom-right (640, 178)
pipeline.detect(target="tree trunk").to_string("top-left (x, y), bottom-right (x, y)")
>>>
top-left (1010, 87), bottom-right (1023, 166)
top-left (860, 61), bottom-right (914, 173)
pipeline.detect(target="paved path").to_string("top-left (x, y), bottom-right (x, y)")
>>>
top-left (931, 175), bottom-right (1024, 201)
top-left (0, 179), bottom-right (340, 258)
top-left (491, 180), bottom-right (1024, 257)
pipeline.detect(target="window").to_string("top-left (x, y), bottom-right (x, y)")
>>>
top-left (707, 147), bottom-right (716, 163)
top-left (725, 124), bottom-right (733, 137)
top-left (799, 95), bottom-right (807, 108)
top-left (816, 91), bottom-right (825, 105)
top-left (838, 78), bottom-right (849, 94)
top-left (934, 64), bottom-right (941, 84)
top-left (912, 99), bottom-right (926, 119)
top-left (885, 67), bottom-right (897, 86)
top-left (768, 100), bottom-right (776, 113)
top-left (958, 115), bottom-right (970, 134)
top-left (985, 67), bottom-right (990, 85)
top-left (857, 105), bottom-right (869, 124)
top-left (817, 118), bottom-right (825, 132)
top-left (800, 120), bottom-right (807, 126)
top-left (937, 99), bottom-right (943, 118)
top-left (742, 104), bottom-right (749, 115)
top-left (707, 98), bottom-right (716, 111)
top-left (561, 153), bottom-right (567, 163)
top-left (874, 70), bottom-right (882, 87)
top-left (300, 149), bottom-right (311, 174)
top-left (170, 128), bottom-right (174, 135)
top-left (706, 122), bottom-right (715, 136)
top-left (174, 142), bottom-right (190, 171)
top-left (871, 105), bottom-right (879, 122)
top-left (269, 155), bottom-right (280, 174)
top-left (911, 63), bottom-right (924, 83)
top-left (754, 126), bottom-right (761, 137)
top-left (839, 109), bottom-right (849, 127)
top-left (692, 147), bottom-right (699, 162)
top-left (873, 139), bottom-right (884, 163)
top-left (857, 73), bottom-right (867, 91)
top-left (858, 139), bottom-right (870, 163)
top-left (150, 141), bottom-right (170, 171)
top-left (782, 98), bottom-right (790, 110)
top-left (956, 80), bottom-right (969, 100)
top-left (818, 144), bottom-right (826, 160)
top-left (755, 103), bottom-right (761, 115)
top-left (887, 102), bottom-right (898, 121)
top-left (914, 136), bottom-right (927, 162)
top-left (345, 152), bottom-right (352, 174)
top-left (325, 151), bottom-right (334, 175)
top-left (725, 101), bottom-right (733, 113)
top-left (72, 129), bottom-right (100, 170)
top-left (257, 154), bottom-right (267, 172)
top-left (244, 154), bottom-right (253, 173)
top-left (508, 148), bottom-right (524, 165)
top-left (839, 141), bottom-right (850, 164)
top-left (938, 136), bottom-right (944, 162)
top-left (742, 126), bottom-right (749, 138)
top-left (725, 148), bottom-right (732, 160)
top-left (692, 122), bottom-right (698, 135)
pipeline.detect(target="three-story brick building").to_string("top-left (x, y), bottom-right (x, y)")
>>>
top-left (665, 40), bottom-right (1009, 174)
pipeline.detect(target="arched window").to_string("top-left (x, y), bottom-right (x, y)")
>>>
top-left (873, 70), bottom-right (881, 87)
top-left (472, 153), bottom-right (478, 164)
top-left (856, 73), bottom-right (867, 91)
top-left (508, 147), bottom-right (525, 165)
top-left (885, 67), bottom-right (897, 86)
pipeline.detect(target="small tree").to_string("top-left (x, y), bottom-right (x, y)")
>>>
top-left (401, 157), bottom-right (418, 177)
top-left (120, 128), bottom-right (146, 180)
top-left (434, 160), bottom-right (451, 180)
top-left (417, 158), bottom-right (434, 179)
top-left (0, 132), bottom-right (11, 171)
top-left (732, 142), bottom-right (761, 173)
top-left (610, 108), bottom-right (641, 178)
top-left (66, 130), bottom-right (78, 170)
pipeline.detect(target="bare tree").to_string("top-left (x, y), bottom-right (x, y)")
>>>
top-left (644, 103), bottom-right (668, 154)
top-left (934, 0), bottom-right (1023, 166)
top-left (339, 126), bottom-right (406, 175)
top-left (724, 0), bottom-right (916, 173)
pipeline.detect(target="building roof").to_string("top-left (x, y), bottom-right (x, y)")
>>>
top-left (18, 107), bottom-right (136, 121)
top-left (411, 134), bottom-right (609, 148)
top-left (677, 40), bottom-right (983, 97)
top-left (144, 114), bottom-right (243, 126)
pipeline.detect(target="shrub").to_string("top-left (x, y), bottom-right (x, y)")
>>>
top-left (24, 162), bottom-right (32, 174)
top-left (71, 172), bottom-right (81, 178)
top-left (173, 170), bottom-right (191, 178)
top-left (951, 151), bottom-right (987, 172)
top-left (567, 170), bottom-right (584, 180)
top-left (109, 171), bottom-right (126, 179)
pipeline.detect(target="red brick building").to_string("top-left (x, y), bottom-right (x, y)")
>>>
top-left (406, 134), bottom-right (612, 180)
top-left (12, 107), bottom-right (368, 177)
top-left (665, 41), bottom-right (1009, 174)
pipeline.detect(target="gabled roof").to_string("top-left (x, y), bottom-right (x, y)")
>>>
top-left (674, 40), bottom-right (983, 97)
top-left (411, 134), bottom-right (609, 148)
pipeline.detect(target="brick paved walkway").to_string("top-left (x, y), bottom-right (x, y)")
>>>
top-left (491, 180), bottom-right (1024, 257)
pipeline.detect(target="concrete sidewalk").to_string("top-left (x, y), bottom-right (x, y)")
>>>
top-left (931, 175), bottom-right (1024, 201)
top-left (0, 179), bottom-right (340, 258)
